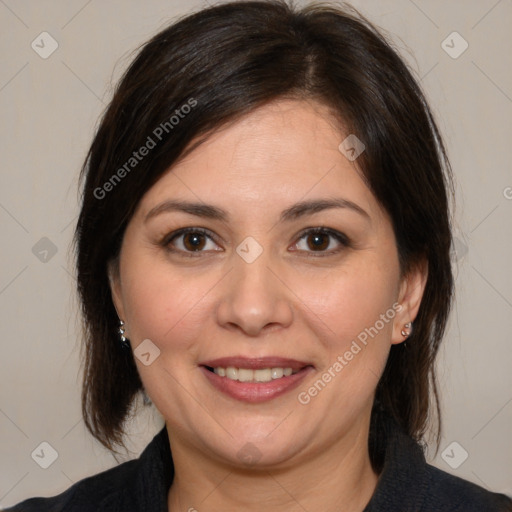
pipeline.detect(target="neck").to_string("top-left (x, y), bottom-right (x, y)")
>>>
top-left (167, 415), bottom-right (379, 512)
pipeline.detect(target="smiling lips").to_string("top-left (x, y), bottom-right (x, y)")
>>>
top-left (200, 357), bottom-right (314, 402)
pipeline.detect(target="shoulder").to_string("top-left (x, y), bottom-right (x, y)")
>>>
top-left (3, 458), bottom-right (140, 512)
top-left (3, 427), bottom-right (172, 512)
top-left (366, 411), bottom-right (512, 511)
top-left (421, 463), bottom-right (512, 511)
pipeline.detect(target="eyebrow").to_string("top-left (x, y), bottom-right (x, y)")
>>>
top-left (144, 198), bottom-right (370, 223)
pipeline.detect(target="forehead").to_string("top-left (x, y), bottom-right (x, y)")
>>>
top-left (136, 99), bottom-right (381, 221)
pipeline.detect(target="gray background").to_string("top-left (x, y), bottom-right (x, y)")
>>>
top-left (1, 0), bottom-right (511, 506)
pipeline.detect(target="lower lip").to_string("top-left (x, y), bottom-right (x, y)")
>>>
top-left (200, 366), bottom-right (314, 403)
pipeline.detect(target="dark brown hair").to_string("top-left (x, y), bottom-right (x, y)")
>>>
top-left (75, 0), bottom-right (454, 454)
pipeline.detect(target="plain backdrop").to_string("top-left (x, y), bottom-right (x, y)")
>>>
top-left (1, 0), bottom-right (511, 507)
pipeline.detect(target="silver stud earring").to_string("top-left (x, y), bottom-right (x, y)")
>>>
top-left (142, 389), bottom-right (152, 406)
top-left (401, 322), bottom-right (412, 337)
top-left (119, 320), bottom-right (130, 349)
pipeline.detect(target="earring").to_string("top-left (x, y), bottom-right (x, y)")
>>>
top-left (119, 320), bottom-right (130, 349)
top-left (401, 322), bottom-right (412, 337)
top-left (142, 389), bottom-right (152, 406)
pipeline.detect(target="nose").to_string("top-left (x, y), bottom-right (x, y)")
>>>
top-left (215, 251), bottom-right (294, 337)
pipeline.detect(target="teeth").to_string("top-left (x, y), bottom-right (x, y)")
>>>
top-left (213, 366), bottom-right (296, 383)
top-left (226, 367), bottom-right (238, 380)
top-left (271, 368), bottom-right (283, 379)
top-left (238, 368), bottom-right (253, 382)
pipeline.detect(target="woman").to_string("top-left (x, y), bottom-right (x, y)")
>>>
top-left (6, 0), bottom-right (511, 510)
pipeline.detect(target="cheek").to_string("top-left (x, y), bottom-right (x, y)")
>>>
top-left (294, 263), bottom-right (400, 413)
top-left (296, 257), bottom-right (399, 344)
top-left (120, 253), bottom-right (222, 351)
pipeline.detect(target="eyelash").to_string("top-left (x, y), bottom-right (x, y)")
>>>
top-left (162, 226), bottom-right (351, 258)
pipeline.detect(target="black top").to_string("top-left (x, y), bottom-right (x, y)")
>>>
top-left (5, 413), bottom-right (511, 511)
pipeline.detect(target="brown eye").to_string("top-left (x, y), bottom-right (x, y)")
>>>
top-left (183, 232), bottom-right (207, 251)
top-left (306, 232), bottom-right (330, 251)
top-left (292, 228), bottom-right (349, 255)
top-left (166, 228), bottom-right (221, 254)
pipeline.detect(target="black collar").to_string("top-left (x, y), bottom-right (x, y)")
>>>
top-left (132, 413), bottom-right (510, 511)
top-left (134, 412), bottom-right (428, 511)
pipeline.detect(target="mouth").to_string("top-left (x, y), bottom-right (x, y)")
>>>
top-left (199, 357), bottom-right (314, 403)
top-left (205, 365), bottom-right (299, 382)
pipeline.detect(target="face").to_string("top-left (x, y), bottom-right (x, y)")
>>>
top-left (111, 99), bottom-right (425, 468)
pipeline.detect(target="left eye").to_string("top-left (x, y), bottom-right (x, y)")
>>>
top-left (292, 228), bottom-right (349, 254)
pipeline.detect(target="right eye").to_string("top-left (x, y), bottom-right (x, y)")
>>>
top-left (164, 227), bottom-right (222, 255)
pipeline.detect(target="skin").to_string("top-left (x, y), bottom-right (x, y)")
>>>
top-left (110, 98), bottom-right (427, 512)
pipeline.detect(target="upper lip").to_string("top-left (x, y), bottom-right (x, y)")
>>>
top-left (200, 357), bottom-right (313, 371)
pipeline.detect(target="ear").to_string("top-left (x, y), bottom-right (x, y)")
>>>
top-left (392, 259), bottom-right (428, 345)
top-left (108, 259), bottom-right (125, 321)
